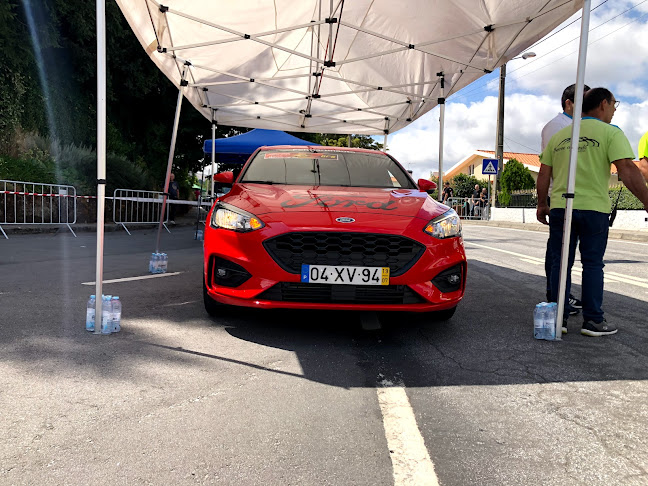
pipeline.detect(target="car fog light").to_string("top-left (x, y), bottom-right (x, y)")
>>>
top-left (432, 264), bottom-right (463, 293)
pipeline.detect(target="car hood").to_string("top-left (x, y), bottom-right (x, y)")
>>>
top-left (221, 184), bottom-right (448, 220)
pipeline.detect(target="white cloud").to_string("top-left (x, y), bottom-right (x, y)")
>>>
top-left (387, 4), bottom-right (648, 181)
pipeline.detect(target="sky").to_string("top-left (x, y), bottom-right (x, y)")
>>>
top-left (386, 0), bottom-right (648, 181)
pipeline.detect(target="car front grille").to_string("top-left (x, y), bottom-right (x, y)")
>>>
top-left (262, 232), bottom-right (425, 276)
top-left (256, 282), bottom-right (424, 305)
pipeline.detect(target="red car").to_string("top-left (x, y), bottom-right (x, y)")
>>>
top-left (203, 146), bottom-right (466, 319)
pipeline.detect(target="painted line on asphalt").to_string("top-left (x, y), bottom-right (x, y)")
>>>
top-left (466, 225), bottom-right (648, 246)
top-left (377, 379), bottom-right (439, 486)
top-left (82, 272), bottom-right (182, 285)
top-left (468, 242), bottom-right (646, 288)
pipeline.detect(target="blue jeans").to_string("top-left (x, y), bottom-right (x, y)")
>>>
top-left (549, 209), bottom-right (609, 322)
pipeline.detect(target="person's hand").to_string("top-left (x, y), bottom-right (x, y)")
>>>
top-left (537, 204), bottom-right (550, 225)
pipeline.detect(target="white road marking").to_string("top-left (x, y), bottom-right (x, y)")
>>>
top-left (468, 242), bottom-right (647, 288)
top-left (466, 225), bottom-right (648, 246)
top-left (82, 272), bottom-right (182, 285)
top-left (377, 380), bottom-right (439, 486)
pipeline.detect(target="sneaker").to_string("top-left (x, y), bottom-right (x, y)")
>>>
top-left (562, 320), bottom-right (568, 334)
top-left (568, 295), bottom-right (582, 309)
top-left (581, 319), bottom-right (617, 337)
top-left (567, 305), bottom-right (580, 316)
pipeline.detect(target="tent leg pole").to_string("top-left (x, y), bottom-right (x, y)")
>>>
top-left (555, 0), bottom-right (591, 341)
top-left (156, 72), bottom-right (186, 254)
top-left (94, 0), bottom-right (106, 333)
top-left (211, 115), bottom-right (216, 198)
top-left (438, 74), bottom-right (445, 201)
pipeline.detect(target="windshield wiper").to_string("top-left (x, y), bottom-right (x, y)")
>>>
top-left (241, 180), bottom-right (276, 185)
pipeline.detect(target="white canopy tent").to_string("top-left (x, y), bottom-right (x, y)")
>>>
top-left (94, 0), bottom-right (588, 338)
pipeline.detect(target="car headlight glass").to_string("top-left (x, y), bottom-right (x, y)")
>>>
top-left (211, 204), bottom-right (264, 232)
top-left (423, 209), bottom-right (462, 239)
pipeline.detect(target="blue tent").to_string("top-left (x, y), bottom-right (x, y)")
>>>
top-left (203, 129), bottom-right (317, 164)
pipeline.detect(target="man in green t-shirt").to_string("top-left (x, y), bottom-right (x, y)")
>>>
top-left (638, 130), bottom-right (648, 181)
top-left (537, 88), bottom-right (648, 337)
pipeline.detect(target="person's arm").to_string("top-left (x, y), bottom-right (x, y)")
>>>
top-left (639, 157), bottom-right (648, 182)
top-left (615, 159), bottom-right (648, 211)
top-left (536, 163), bottom-right (552, 224)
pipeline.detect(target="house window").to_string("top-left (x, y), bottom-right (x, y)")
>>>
top-left (468, 164), bottom-right (474, 176)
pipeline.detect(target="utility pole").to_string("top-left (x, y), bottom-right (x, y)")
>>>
top-left (493, 63), bottom-right (505, 208)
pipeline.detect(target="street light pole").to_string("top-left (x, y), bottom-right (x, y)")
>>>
top-left (492, 63), bottom-right (506, 208)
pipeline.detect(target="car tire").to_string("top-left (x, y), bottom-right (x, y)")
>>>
top-left (434, 306), bottom-right (457, 321)
top-left (203, 277), bottom-right (222, 317)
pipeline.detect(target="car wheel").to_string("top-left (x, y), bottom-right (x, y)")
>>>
top-left (203, 277), bottom-right (222, 317)
top-left (434, 306), bottom-right (457, 321)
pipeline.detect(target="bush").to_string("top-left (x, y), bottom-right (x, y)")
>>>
top-left (609, 186), bottom-right (643, 210)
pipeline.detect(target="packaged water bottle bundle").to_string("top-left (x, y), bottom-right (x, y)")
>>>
top-left (533, 302), bottom-right (557, 340)
top-left (149, 252), bottom-right (168, 274)
top-left (85, 294), bottom-right (122, 334)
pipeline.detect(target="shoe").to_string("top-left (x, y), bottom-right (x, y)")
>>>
top-left (169, 220), bottom-right (176, 225)
top-left (581, 319), bottom-right (617, 337)
top-left (567, 305), bottom-right (580, 316)
top-left (568, 295), bottom-right (582, 309)
top-left (562, 319), bottom-right (568, 335)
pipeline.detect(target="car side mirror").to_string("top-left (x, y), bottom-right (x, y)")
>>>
top-left (214, 171), bottom-right (234, 184)
top-left (418, 179), bottom-right (437, 191)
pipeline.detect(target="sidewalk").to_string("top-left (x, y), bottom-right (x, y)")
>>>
top-left (464, 219), bottom-right (648, 243)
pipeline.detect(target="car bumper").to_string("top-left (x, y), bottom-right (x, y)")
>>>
top-left (203, 223), bottom-right (466, 312)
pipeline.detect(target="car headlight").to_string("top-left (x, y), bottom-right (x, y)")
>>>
top-left (423, 209), bottom-right (462, 239)
top-left (210, 203), bottom-right (265, 232)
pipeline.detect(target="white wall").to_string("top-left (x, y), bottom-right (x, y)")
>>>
top-left (490, 207), bottom-right (648, 231)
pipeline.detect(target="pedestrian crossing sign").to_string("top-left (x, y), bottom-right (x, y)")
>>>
top-left (482, 158), bottom-right (499, 175)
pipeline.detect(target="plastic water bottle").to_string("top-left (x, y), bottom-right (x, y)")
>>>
top-left (534, 303), bottom-right (548, 340)
top-left (545, 302), bottom-right (557, 340)
top-left (101, 295), bottom-right (113, 334)
top-left (149, 252), bottom-right (156, 273)
top-left (85, 295), bottom-right (96, 331)
top-left (163, 253), bottom-right (169, 273)
top-left (111, 296), bottom-right (121, 333)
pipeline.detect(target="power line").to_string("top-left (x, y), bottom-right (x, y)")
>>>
top-left (454, 1), bottom-right (646, 101)
top-left (510, 0), bottom-right (648, 75)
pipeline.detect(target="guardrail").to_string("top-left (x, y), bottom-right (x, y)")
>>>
top-left (447, 197), bottom-right (490, 220)
top-left (0, 179), bottom-right (77, 239)
top-left (112, 189), bottom-right (170, 235)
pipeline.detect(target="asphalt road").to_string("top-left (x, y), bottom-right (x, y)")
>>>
top-left (1, 224), bottom-right (647, 485)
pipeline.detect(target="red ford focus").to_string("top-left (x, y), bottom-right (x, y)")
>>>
top-left (203, 145), bottom-right (466, 319)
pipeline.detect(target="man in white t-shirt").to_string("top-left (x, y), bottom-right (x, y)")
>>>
top-left (540, 84), bottom-right (590, 313)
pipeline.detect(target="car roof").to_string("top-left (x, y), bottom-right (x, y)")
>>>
top-left (257, 145), bottom-right (384, 156)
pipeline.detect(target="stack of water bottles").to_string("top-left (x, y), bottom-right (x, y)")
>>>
top-left (533, 302), bottom-right (558, 340)
top-left (85, 295), bottom-right (122, 334)
top-left (149, 252), bottom-right (168, 274)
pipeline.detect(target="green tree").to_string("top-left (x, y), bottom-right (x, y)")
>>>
top-left (500, 158), bottom-right (535, 192)
top-left (449, 173), bottom-right (485, 198)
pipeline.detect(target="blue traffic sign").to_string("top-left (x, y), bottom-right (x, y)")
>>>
top-left (482, 158), bottom-right (499, 175)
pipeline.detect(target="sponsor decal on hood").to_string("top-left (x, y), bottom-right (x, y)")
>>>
top-left (221, 185), bottom-right (447, 219)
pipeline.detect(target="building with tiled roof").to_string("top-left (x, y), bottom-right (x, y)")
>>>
top-left (444, 150), bottom-right (638, 186)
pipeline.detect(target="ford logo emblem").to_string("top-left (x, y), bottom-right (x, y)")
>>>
top-left (336, 217), bottom-right (355, 223)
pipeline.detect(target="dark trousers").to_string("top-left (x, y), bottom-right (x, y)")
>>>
top-left (549, 209), bottom-right (609, 322)
top-left (169, 199), bottom-right (177, 221)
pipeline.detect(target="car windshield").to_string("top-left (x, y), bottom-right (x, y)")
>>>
top-left (239, 150), bottom-right (416, 189)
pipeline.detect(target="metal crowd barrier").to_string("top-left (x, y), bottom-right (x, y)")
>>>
top-left (0, 179), bottom-right (77, 239)
top-left (112, 189), bottom-right (170, 235)
top-left (447, 197), bottom-right (490, 221)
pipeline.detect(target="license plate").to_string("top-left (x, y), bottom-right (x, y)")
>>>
top-left (301, 264), bottom-right (390, 285)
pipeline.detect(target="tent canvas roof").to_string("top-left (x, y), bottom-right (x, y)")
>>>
top-left (115, 0), bottom-right (583, 135)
